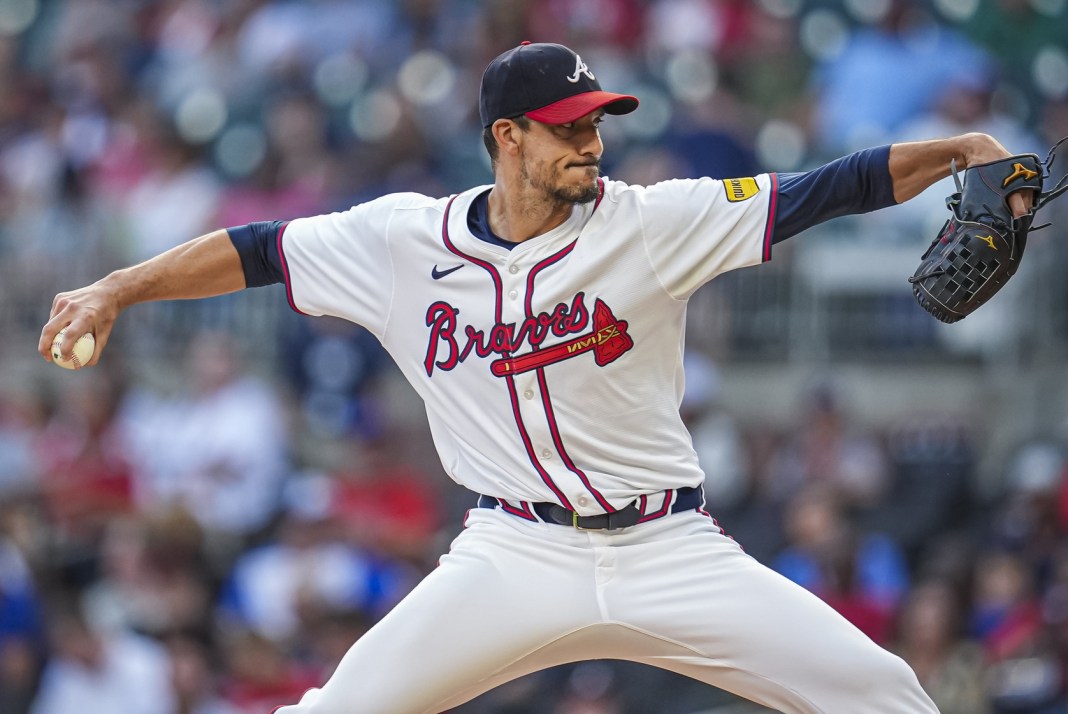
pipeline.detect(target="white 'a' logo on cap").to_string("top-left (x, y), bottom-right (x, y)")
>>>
top-left (566, 54), bottom-right (596, 83)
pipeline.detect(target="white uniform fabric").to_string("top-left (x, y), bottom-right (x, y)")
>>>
top-left (275, 509), bottom-right (935, 714)
top-left (281, 176), bottom-right (774, 514)
top-left (272, 176), bottom-right (938, 713)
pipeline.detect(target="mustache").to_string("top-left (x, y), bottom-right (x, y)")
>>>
top-left (567, 159), bottom-right (601, 169)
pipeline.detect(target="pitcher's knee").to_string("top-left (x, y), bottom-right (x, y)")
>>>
top-left (846, 649), bottom-right (937, 712)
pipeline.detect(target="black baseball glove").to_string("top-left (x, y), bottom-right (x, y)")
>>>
top-left (909, 138), bottom-right (1068, 323)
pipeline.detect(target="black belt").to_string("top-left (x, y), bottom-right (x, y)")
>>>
top-left (476, 486), bottom-right (704, 531)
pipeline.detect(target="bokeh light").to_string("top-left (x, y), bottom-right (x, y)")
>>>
top-left (800, 8), bottom-right (849, 62)
top-left (214, 124), bottom-right (267, 179)
top-left (0, 0), bottom-right (36, 36)
top-left (349, 88), bottom-right (402, 142)
top-left (174, 89), bottom-right (228, 144)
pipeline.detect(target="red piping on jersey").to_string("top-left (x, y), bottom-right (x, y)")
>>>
top-left (762, 173), bottom-right (779, 262)
top-left (499, 498), bottom-right (537, 521)
top-left (524, 242), bottom-right (615, 513)
top-left (439, 195), bottom-right (575, 511)
top-left (638, 488), bottom-right (674, 522)
top-left (276, 221), bottom-right (309, 315)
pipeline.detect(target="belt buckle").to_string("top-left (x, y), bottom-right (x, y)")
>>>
top-left (572, 511), bottom-right (596, 531)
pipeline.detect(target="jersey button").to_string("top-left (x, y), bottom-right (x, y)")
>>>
top-left (540, 449), bottom-right (552, 459)
top-left (576, 496), bottom-right (590, 508)
top-left (523, 389), bottom-right (534, 399)
top-left (508, 265), bottom-right (519, 274)
top-left (508, 290), bottom-right (518, 299)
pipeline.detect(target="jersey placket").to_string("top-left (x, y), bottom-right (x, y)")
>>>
top-left (509, 242), bottom-right (615, 515)
top-left (501, 255), bottom-right (562, 492)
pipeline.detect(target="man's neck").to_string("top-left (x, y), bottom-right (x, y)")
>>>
top-left (486, 182), bottom-right (573, 244)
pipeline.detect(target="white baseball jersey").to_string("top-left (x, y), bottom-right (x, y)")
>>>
top-left (279, 175), bottom-right (776, 515)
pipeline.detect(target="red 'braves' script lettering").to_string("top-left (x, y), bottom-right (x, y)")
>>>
top-left (424, 292), bottom-right (590, 376)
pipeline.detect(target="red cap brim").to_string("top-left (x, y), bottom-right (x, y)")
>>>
top-left (525, 91), bottom-right (639, 125)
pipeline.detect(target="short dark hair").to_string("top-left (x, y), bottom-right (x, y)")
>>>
top-left (482, 115), bottom-right (530, 169)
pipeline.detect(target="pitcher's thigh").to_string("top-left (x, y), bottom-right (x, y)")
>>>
top-left (615, 529), bottom-right (936, 713)
top-left (274, 515), bottom-right (601, 714)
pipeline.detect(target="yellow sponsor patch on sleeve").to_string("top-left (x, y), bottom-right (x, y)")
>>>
top-left (723, 177), bottom-right (760, 202)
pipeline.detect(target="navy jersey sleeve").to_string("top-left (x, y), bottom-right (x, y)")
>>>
top-left (772, 145), bottom-right (896, 243)
top-left (227, 221), bottom-right (287, 287)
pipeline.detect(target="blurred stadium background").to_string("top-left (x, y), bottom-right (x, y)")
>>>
top-left (1, 0), bottom-right (1068, 712)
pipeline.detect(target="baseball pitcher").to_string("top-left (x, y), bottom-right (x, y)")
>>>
top-left (42, 42), bottom-right (1050, 713)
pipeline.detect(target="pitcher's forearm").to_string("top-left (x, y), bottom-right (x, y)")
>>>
top-left (107, 229), bottom-right (246, 309)
top-left (889, 133), bottom-right (1005, 204)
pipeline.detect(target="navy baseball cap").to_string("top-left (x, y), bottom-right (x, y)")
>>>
top-left (479, 42), bottom-right (639, 128)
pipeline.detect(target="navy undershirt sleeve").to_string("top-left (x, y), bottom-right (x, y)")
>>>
top-left (772, 145), bottom-right (896, 243)
top-left (227, 221), bottom-right (287, 287)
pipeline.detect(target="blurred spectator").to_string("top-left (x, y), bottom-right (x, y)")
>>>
top-left (218, 630), bottom-right (318, 714)
top-left (680, 352), bottom-right (750, 513)
top-left (329, 434), bottom-right (443, 564)
top-left (874, 415), bottom-right (977, 558)
top-left (660, 92), bottom-right (759, 180)
top-left (723, 3), bottom-right (811, 120)
top-left (528, 0), bottom-right (644, 51)
top-left (1039, 544), bottom-right (1068, 713)
top-left (971, 550), bottom-right (1044, 661)
top-left (0, 385), bottom-right (44, 497)
top-left (34, 370), bottom-right (134, 550)
top-left (812, 0), bottom-right (995, 153)
top-left (893, 579), bottom-right (990, 714)
top-left (995, 442), bottom-right (1067, 579)
top-left (31, 597), bottom-right (176, 714)
top-left (118, 330), bottom-right (289, 546)
top-left (165, 634), bottom-right (239, 714)
top-left (278, 315), bottom-right (388, 440)
top-left (973, 551), bottom-right (1064, 711)
top-left (218, 472), bottom-right (412, 643)
top-left (772, 484), bottom-right (909, 643)
top-left (81, 513), bottom-right (212, 639)
top-left (297, 609), bottom-right (371, 689)
top-left (764, 382), bottom-right (891, 508)
top-left (0, 532), bottom-right (42, 714)
top-left (552, 660), bottom-right (623, 714)
top-left (963, 0), bottom-right (1068, 93)
top-left (643, 0), bottom-right (751, 57)
top-left (117, 118), bottom-right (221, 263)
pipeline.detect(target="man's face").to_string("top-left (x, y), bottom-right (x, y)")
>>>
top-left (517, 110), bottom-right (605, 204)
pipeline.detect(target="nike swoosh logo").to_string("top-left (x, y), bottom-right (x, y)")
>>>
top-left (432, 264), bottom-right (464, 280)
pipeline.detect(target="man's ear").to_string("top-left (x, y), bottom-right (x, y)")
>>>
top-left (492, 119), bottom-right (523, 158)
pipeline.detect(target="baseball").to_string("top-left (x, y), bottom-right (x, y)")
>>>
top-left (50, 328), bottom-right (95, 370)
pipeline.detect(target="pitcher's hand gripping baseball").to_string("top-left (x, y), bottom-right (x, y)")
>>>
top-left (909, 137), bottom-right (1068, 323)
top-left (39, 281), bottom-right (122, 369)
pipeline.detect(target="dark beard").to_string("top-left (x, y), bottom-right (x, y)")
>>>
top-left (521, 158), bottom-right (600, 206)
top-left (553, 180), bottom-right (600, 204)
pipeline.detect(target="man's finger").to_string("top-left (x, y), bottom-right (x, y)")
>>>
top-left (1008, 189), bottom-right (1034, 218)
top-left (38, 312), bottom-right (72, 360)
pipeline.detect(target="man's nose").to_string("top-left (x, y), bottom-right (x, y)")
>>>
top-left (578, 129), bottom-right (603, 158)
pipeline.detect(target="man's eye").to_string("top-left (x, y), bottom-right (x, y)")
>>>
top-left (560, 122), bottom-right (574, 129)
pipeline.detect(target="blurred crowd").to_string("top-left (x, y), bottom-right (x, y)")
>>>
top-left (1, 0), bottom-right (1068, 712)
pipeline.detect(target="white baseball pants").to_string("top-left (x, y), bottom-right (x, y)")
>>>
top-left (273, 504), bottom-right (938, 713)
